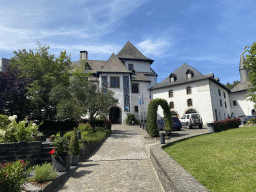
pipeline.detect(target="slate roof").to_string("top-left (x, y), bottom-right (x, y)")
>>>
top-left (99, 53), bottom-right (130, 73)
top-left (131, 72), bottom-right (151, 82)
top-left (231, 81), bottom-right (251, 92)
top-left (160, 63), bottom-right (203, 84)
top-left (117, 41), bottom-right (154, 64)
top-left (150, 63), bottom-right (230, 92)
top-left (71, 53), bottom-right (131, 74)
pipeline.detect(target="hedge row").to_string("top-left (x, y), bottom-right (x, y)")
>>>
top-left (213, 118), bottom-right (241, 132)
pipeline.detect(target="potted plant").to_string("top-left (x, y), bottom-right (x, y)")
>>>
top-left (69, 129), bottom-right (80, 166)
top-left (49, 136), bottom-right (70, 172)
top-left (49, 134), bottom-right (56, 142)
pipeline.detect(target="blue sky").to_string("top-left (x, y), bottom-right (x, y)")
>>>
top-left (0, 0), bottom-right (255, 85)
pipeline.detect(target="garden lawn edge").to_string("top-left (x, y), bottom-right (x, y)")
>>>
top-left (149, 133), bottom-right (211, 192)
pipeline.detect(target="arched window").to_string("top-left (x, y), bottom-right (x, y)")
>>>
top-left (187, 99), bottom-right (192, 107)
top-left (170, 102), bottom-right (174, 109)
top-left (186, 86), bottom-right (191, 95)
top-left (169, 90), bottom-right (173, 97)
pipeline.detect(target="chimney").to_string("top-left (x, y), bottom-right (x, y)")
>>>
top-left (80, 51), bottom-right (88, 60)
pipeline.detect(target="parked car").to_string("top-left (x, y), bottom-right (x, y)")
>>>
top-left (244, 115), bottom-right (256, 124)
top-left (180, 113), bottom-right (203, 129)
top-left (157, 117), bottom-right (182, 131)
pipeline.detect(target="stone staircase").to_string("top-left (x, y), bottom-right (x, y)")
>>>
top-left (37, 139), bottom-right (54, 165)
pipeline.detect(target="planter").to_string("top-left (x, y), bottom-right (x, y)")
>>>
top-left (49, 136), bottom-right (56, 142)
top-left (79, 148), bottom-right (85, 156)
top-left (70, 154), bottom-right (79, 166)
top-left (52, 155), bottom-right (70, 172)
top-left (34, 135), bottom-right (46, 141)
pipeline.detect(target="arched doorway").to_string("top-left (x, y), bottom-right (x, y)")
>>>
top-left (109, 107), bottom-right (121, 124)
top-left (185, 109), bottom-right (198, 114)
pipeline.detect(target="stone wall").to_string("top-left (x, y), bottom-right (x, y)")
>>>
top-left (150, 143), bottom-right (209, 192)
top-left (0, 141), bottom-right (42, 166)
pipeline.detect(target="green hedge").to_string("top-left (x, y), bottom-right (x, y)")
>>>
top-left (213, 118), bottom-right (241, 132)
top-left (146, 98), bottom-right (173, 137)
top-left (125, 113), bottom-right (140, 125)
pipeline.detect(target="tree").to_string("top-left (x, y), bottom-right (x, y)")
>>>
top-left (50, 60), bottom-right (117, 130)
top-left (225, 80), bottom-right (241, 90)
top-left (0, 65), bottom-right (32, 120)
top-left (10, 43), bottom-right (71, 122)
top-left (243, 42), bottom-right (256, 105)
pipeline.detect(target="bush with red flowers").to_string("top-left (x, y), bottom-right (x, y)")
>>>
top-left (0, 159), bottom-right (32, 192)
top-left (213, 118), bottom-right (241, 132)
top-left (104, 119), bottom-right (111, 130)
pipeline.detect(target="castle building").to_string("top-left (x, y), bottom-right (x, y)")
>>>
top-left (150, 53), bottom-right (254, 125)
top-left (72, 41), bottom-right (157, 123)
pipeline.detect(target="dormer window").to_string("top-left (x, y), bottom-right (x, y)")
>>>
top-left (169, 73), bottom-right (177, 82)
top-left (186, 69), bottom-right (194, 79)
top-left (128, 64), bottom-right (133, 71)
top-left (132, 69), bottom-right (136, 75)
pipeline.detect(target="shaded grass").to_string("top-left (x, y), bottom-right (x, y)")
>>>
top-left (163, 126), bottom-right (256, 191)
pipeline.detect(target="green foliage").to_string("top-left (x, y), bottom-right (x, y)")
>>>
top-left (104, 119), bottom-right (112, 130)
top-left (0, 115), bottom-right (40, 143)
top-left (213, 118), bottom-right (241, 132)
top-left (28, 162), bottom-right (58, 183)
top-left (69, 129), bottom-right (80, 155)
top-left (77, 123), bottom-right (93, 133)
top-left (96, 114), bottom-right (107, 121)
top-left (244, 42), bottom-right (256, 105)
top-left (0, 114), bottom-right (9, 130)
top-left (50, 136), bottom-right (69, 157)
top-left (146, 98), bottom-right (173, 137)
top-left (0, 159), bottom-right (32, 192)
top-left (247, 117), bottom-right (256, 124)
top-left (63, 130), bottom-right (73, 141)
top-left (125, 113), bottom-right (139, 125)
top-left (225, 80), bottom-right (241, 90)
top-left (81, 128), bottom-right (110, 143)
top-left (10, 43), bottom-right (72, 121)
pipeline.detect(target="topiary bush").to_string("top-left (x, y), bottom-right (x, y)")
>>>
top-left (146, 98), bottom-right (173, 137)
top-left (125, 113), bottom-right (139, 125)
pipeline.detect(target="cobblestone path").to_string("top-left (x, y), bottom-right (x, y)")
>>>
top-left (53, 125), bottom-right (164, 192)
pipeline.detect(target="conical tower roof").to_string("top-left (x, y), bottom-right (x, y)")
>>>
top-left (239, 53), bottom-right (245, 70)
top-left (117, 41), bottom-right (154, 63)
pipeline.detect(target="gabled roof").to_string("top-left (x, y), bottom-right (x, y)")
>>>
top-left (231, 81), bottom-right (251, 93)
top-left (160, 63), bottom-right (203, 84)
top-left (116, 41), bottom-right (154, 64)
top-left (100, 53), bottom-right (130, 73)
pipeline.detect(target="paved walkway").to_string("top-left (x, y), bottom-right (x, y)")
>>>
top-left (53, 125), bottom-right (164, 192)
top-left (53, 125), bottom-right (209, 192)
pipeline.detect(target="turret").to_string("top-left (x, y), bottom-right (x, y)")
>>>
top-left (239, 53), bottom-right (248, 82)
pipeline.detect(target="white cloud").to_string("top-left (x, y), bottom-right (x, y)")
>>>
top-left (137, 39), bottom-right (169, 56)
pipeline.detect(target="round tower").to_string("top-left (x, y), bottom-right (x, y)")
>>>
top-left (239, 53), bottom-right (248, 82)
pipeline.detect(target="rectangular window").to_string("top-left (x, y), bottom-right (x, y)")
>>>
top-left (132, 83), bottom-right (139, 93)
top-left (233, 100), bottom-right (237, 106)
top-left (110, 77), bottom-right (120, 88)
top-left (220, 99), bottom-right (222, 107)
top-left (134, 106), bottom-right (138, 113)
top-left (225, 102), bottom-right (227, 108)
top-left (128, 64), bottom-right (133, 71)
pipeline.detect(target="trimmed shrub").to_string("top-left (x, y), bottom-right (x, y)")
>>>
top-left (125, 113), bottom-right (139, 125)
top-left (69, 129), bottom-right (80, 155)
top-left (147, 98), bottom-right (173, 137)
top-left (213, 118), bottom-right (241, 132)
top-left (28, 162), bottom-right (58, 183)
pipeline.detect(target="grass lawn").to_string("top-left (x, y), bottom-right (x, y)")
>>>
top-left (163, 126), bottom-right (256, 191)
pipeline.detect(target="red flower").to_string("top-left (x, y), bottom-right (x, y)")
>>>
top-left (49, 149), bottom-right (55, 155)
